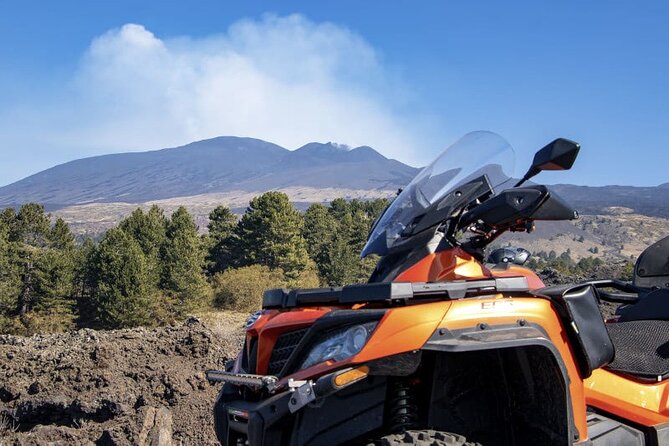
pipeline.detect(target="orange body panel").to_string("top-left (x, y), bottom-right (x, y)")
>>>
top-left (395, 247), bottom-right (545, 290)
top-left (585, 368), bottom-right (669, 426)
top-left (395, 247), bottom-right (491, 282)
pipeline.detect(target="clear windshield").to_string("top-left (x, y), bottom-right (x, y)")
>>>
top-left (361, 131), bottom-right (515, 257)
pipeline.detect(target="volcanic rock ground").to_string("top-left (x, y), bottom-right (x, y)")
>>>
top-left (0, 313), bottom-right (246, 445)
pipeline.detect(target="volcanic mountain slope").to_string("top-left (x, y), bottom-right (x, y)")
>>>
top-left (0, 137), bottom-right (418, 207)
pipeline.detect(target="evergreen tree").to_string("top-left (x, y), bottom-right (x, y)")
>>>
top-left (364, 198), bottom-right (390, 221)
top-left (306, 199), bottom-right (387, 286)
top-left (28, 247), bottom-right (76, 330)
top-left (208, 206), bottom-right (238, 239)
top-left (11, 203), bottom-right (50, 247)
top-left (161, 207), bottom-right (209, 310)
top-left (328, 198), bottom-right (350, 221)
top-left (35, 219), bottom-right (76, 318)
top-left (118, 206), bottom-right (166, 285)
top-left (92, 228), bottom-right (155, 328)
top-left (206, 205), bottom-right (238, 274)
top-left (0, 207), bottom-right (16, 228)
top-left (322, 212), bottom-right (377, 286)
top-left (0, 218), bottom-right (21, 325)
top-left (72, 237), bottom-right (98, 324)
top-left (49, 218), bottom-right (75, 250)
top-left (235, 192), bottom-right (309, 280)
top-left (302, 203), bottom-right (337, 279)
top-left (10, 204), bottom-right (53, 319)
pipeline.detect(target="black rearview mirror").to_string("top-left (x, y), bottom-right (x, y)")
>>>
top-left (515, 138), bottom-right (580, 187)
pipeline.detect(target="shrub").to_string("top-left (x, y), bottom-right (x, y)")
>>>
top-left (212, 265), bottom-right (287, 312)
top-left (288, 261), bottom-right (322, 289)
top-left (19, 309), bottom-right (76, 334)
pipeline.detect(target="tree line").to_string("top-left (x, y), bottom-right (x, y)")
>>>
top-left (0, 193), bottom-right (388, 334)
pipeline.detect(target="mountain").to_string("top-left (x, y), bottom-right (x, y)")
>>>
top-left (2, 135), bottom-right (669, 245)
top-left (0, 137), bottom-right (418, 207)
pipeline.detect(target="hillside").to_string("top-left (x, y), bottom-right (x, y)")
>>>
top-left (0, 137), bottom-right (417, 206)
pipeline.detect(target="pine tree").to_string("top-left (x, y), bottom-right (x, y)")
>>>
top-left (33, 217), bottom-right (78, 326)
top-left (92, 228), bottom-right (155, 328)
top-left (161, 207), bottom-right (209, 311)
top-left (328, 198), bottom-right (350, 221)
top-left (206, 205), bottom-right (238, 274)
top-left (28, 247), bottom-right (76, 330)
top-left (0, 207), bottom-right (16, 228)
top-left (8, 207), bottom-right (79, 331)
top-left (364, 198), bottom-right (390, 221)
top-left (307, 199), bottom-right (387, 286)
top-left (11, 203), bottom-right (50, 247)
top-left (49, 218), bottom-right (75, 250)
top-left (0, 218), bottom-right (21, 325)
top-left (208, 206), bottom-right (238, 239)
top-left (302, 203), bottom-right (337, 278)
top-left (72, 237), bottom-right (98, 325)
top-left (118, 206), bottom-right (166, 285)
top-left (235, 192), bottom-right (309, 280)
top-left (10, 204), bottom-right (52, 319)
top-left (322, 212), bottom-right (377, 286)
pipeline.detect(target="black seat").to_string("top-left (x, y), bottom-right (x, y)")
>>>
top-left (605, 290), bottom-right (669, 380)
top-left (605, 320), bottom-right (669, 380)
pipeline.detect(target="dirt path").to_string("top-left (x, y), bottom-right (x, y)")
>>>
top-left (0, 313), bottom-right (246, 445)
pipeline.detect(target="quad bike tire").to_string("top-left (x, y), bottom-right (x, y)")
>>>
top-left (369, 429), bottom-right (482, 446)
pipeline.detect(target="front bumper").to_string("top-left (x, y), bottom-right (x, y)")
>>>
top-left (213, 375), bottom-right (387, 446)
top-left (214, 383), bottom-right (293, 445)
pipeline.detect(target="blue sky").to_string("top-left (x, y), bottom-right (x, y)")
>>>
top-left (0, 1), bottom-right (667, 187)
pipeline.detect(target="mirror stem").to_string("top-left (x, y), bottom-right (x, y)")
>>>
top-left (514, 167), bottom-right (539, 188)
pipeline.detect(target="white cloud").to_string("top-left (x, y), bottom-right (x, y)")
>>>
top-left (23, 15), bottom-right (425, 165)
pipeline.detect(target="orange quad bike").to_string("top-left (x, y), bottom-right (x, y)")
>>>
top-left (207, 131), bottom-right (669, 446)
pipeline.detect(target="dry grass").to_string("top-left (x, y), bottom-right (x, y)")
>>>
top-left (194, 310), bottom-right (248, 339)
top-left (0, 413), bottom-right (19, 435)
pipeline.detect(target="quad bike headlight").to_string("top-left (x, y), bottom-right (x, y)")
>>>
top-left (300, 322), bottom-right (377, 370)
top-left (244, 310), bottom-right (263, 329)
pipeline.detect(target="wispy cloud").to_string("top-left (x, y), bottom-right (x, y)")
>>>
top-left (1, 14), bottom-right (427, 184)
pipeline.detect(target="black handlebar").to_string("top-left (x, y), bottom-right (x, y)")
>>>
top-left (582, 279), bottom-right (645, 304)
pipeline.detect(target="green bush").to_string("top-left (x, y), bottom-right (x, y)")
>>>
top-left (212, 265), bottom-right (286, 312)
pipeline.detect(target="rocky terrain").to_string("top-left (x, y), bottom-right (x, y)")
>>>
top-left (0, 313), bottom-right (247, 445)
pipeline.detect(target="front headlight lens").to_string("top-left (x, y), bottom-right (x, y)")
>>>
top-left (244, 310), bottom-right (263, 329)
top-left (300, 322), bottom-right (377, 370)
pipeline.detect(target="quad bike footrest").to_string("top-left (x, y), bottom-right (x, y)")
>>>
top-left (206, 370), bottom-right (278, 391)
